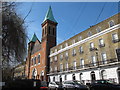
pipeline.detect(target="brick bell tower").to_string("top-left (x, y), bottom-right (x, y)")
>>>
top-left (41, 6), bottom-right (58, 81)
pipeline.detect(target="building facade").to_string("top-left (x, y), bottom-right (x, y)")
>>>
top-left (48, 13), bottom-right (120, 84)
top-left (13, 61), bottom-right (26, 79)
top-left (25, 6), bottom-right (57, 81)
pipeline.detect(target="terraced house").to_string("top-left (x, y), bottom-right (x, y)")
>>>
top-left (48, 13), bottom-right (120, 84)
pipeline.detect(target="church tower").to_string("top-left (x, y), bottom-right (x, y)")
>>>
top-left (41, 6), bottom-right (57, 47)
top-left (41, 6), bottom-right (58, 81)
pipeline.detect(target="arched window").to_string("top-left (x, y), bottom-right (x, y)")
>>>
top-left (32, 68), bottom-right (37, 79)
top-left (38, 55), bottom-right (40, 64)
top-left (65, 75), bottom-right (67, 80)
top-left (60, 75), bottom-right (62, 82)
top-left (48, 26), bottom-right (50, 34)
top-left (109, 20), bottom-right (115, 27)
top-left (53, 76), bottom-right (55, 82)
top-left (101, 70), bottom-right (107, 80)
top-left (53, 28), bottom-right (55, 35)
top-left (91, 71), bottom-right (96, 82)
top-left (72, 74), bottom-right (76, 80)
top-left (79, 73), bottom-right (83, 82)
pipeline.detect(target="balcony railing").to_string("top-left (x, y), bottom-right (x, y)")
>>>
top-left (49, 58), bottom-right (119, 74)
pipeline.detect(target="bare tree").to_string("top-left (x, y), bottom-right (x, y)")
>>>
top-left (2, 2), bottom-right (27, 81)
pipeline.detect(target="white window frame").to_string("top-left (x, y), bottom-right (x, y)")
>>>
top-left (99, 38), bottom-right (104, 45)
top-left (54, 56), bottom-right (57, 61)
top-left (112, 33), bottom-right (118, 40)
top-left (80, 59), bottom-right (84, 68)
top-left (101, 53), bottom-right (107, 64)
top-left (108, 20), bottom-right (115, 27)
top-left (91, 56), bottom-right (96, 66)
top-left (96, 26), bottom-right (101, 33)
top-left (90, 42), bottom-right (94, 48)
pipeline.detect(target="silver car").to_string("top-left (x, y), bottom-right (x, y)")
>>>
top-left (62, 80), bottom-right (89, 90)
top-left (48, 82), bottom-right (63, 90)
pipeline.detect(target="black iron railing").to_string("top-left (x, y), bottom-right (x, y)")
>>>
top-left (49, 58), bottom-right (119, 74)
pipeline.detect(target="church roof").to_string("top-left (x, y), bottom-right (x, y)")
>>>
top-left (43, 6), bottom-right (57, 23)
top-left (30, 33), bottom-right (38, 42)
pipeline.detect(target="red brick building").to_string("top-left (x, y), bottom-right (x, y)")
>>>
top-left (25, 6), bottom-right (57, 81)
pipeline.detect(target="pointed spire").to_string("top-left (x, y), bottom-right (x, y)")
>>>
top-left (30, 33), bottom-right (38, 42)
top-left (43, 6), bottom-right (57, 23)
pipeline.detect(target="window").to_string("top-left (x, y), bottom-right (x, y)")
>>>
top-left (90, 42), bottom-right (94, 48)
top-left (72, 49), bottom-right (76, 56)
top-left (50, 58), bottom-right (53, 63)
top-left (54, 56), bottom-right (57, 61)
top-left (90, 42), bottom-right (95, 51)
top-left (65, 52), bottom-right (68, 60)
top-left (91, 56), bottom-right (96, 66)
top-left (96, 27), bottom-right (101, 33)
top-left (65, 43), bottom-right (68, 47)
top-left (53, 28), bottom-right (55, 35)
top-left (72, 39), bottom-right (75, 44)
top-left (78, 36), bottom-right (82, 41)
top-left (109, 20), bottom-right (115, 27)
top-left (116, 48), bottom-right (120, 61)
top-left (79, 73), bottom-right (83, 82)
top-left (73, 61), bottom-right (76, 70)
top-left (88, 31), bottom-right (92, 37)
top-left (65, 75), bottom-right (67, 80)
top-left (101, 70), bottom-right (107, 80)
top-left (55, 49), bottom-right (57, 52)
top-left (60, 64), bottom-right (63, 72)
top-left (50, 67), bottom-right (52, 72)
top-left (60, 45), bottom-right (62, 49)
top-left (79, 46), bottom-right (84, 54)
top-left (80, 59), bottom-right (84, 68)
top-left (101, 53), bottom-right (107, 64)
top-left (54, 66), bottom-right (57, 71)
top-left (99, 39), bottom-right (105, 47)
top-left (112, 33), bottom-right (119, 43)
top-left (65, 63), bottom-right (68, 71)
top-left (60, 54), bottom-right (63, 60)
top-left (31, 58), bottom-right (33, 65)
top-left (34, 57), bottom-right (36, 65)
top-left (48, 26), bottom-right (51, 34)
top-left (38, 55), bottom-right (40, 64)
top-left (50, 51), bottom-right (53, 54)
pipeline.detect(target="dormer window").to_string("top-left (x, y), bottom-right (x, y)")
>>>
top-left (55, 49), bottom-right (57, 52)
top-left (88, 31), bottom-right (92, 37)
top-left (65, 43), bottom-right (68, 47)
top-left (60, 45), bottom-right (62, 49)
top-left (72, 39), bottom-right (75, 44)
top-left (96, 27), bottom-right (101, 33)
top-left (78, 36), bottom-right (82, 41)
top-left (109, 20), bottom-right (115, 27)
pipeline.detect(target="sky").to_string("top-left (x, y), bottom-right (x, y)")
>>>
top-left (16, 2), bottom-right (119, 45)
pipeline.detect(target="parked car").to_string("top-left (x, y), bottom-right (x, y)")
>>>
top-left (62, 80), bottom-right (89, 90)
top-left (40, 81), bottom-right (48, 90)
top-left (89, 80), bottom-right (120, 90)
top-left (48, 81), bottom-right (63, 90)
